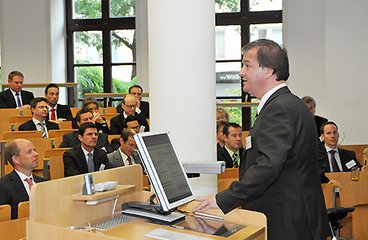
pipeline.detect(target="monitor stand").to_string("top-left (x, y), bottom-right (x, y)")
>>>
top-left (121, 201), bottom-right (185, 223)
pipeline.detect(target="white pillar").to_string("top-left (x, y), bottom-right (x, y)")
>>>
top-left (147, 0), bottom-right (217, 195)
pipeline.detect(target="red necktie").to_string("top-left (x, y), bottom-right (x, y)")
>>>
top-left (25, 177), bottom-right (33, 190)
top-left (51, 108), bottom-right (56, 120)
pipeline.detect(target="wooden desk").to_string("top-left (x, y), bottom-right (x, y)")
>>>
top-left (27, 166), bottom-right (266, 240)
top-left (323, 172), bottom-right (368, 239)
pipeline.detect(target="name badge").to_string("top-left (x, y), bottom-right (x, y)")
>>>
top-left (345, 160), bottom-right (356, 169)
top-left (245, 135), bottom-right (252, 150)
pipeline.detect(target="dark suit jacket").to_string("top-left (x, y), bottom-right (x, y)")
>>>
top-left (63, 145), bottom-right (113, 177)
top-left (0, 89), bottom-right (35, 108)
top-left (18, 119), bottom-right (60, 131)
top-left (315, 115), bottom-right (328, 136)
top-left (117, 100), bottom-right (150, 119)
top-left (321, 146), bottom-right (362, 172)
top-left (216, 87), bottom-right (330, 240)
top-left (217, 147), bottom-right (244, 168)
top-left (109, 112), bottom-right (150, 134)
top-left (59, 131), bottom-right (113, 153)
top-left (48, 104), bottom-right (73, 121)
top-left (0, 170), bottom-right (45, 219)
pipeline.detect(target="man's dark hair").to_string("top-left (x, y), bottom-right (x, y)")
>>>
top-left (320, 121), bottom-right (338, 135)
top-left (4, 140), bottom-right (22, 167)
top-left (128, 84), bottom-right (143, 93)
top-left (120, 129), bottom-right (135, 143)
top-left (45, 83), bottom-right (59, 94)
top-left (30, 97), bottom-right (48, 109)
top-left (223, 122), bottom-right (241, 137)
top-left (123, 115), bottom-right (139, 129)
top-left (78, 122), bottom-right (98, 136)
top-left (75, 108), bottom-right (92, 123)
top-left (242, 39), bottom-right (289, 81)
top-left (8, 71), bottom-right (24, 80)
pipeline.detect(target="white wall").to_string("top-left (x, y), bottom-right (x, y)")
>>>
top-left (284, 0), bottom-right (368, 144)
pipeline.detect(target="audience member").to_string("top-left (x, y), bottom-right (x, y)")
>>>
top-left (110, 94), bottom-right (149, 134)
top-left (107, 130), bottom-right (142, 167)
top-left (63, 122), bottom-right (112, 177)
top-left (117, 85), bottom-right (150, 119)
top-left (79, 97), bottom-right (110, 134)
top-left (44, 83), bottom-right (73, 121)
top-left (18, 97), bottom-right (59, 136)
top-left (59, 109), bottom-right (113, 152)
top-left (216, 107), bottom-right (230, 122)
top-left (302, 96), bottom-right (328, 136)
top-left (0, 139), bottom-right (46, 219)
top-left (111, 115), bottom-right (141, 150)
top-left (217, 122), bottom-right (243, 168)
top-left (216, 120), bottom-right (227, 150)
top-left (0, 71), bottom-right (34, 109)
top-left (320, 121), bottom-right (367, 172)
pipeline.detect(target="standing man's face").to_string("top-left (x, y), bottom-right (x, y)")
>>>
top-left (45, 87), bottom-right (59, 107)
top-left (240, 48), bottom-right (268, 97)
top-left (129, 87), bottom-right (143, 102)
top-left (8, 75), bottom-right (24, 92)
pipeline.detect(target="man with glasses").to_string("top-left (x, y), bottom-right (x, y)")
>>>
top-left (116, 84), bottom-right (150, 119)
top-left (18, 97), bottom-right (59, 136)
top-left (110, 94), bottom-right (149, 134)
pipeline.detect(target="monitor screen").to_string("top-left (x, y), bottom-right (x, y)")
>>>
top-left (134, 132), bottom-right (195, 212)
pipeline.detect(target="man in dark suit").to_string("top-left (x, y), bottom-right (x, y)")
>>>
top-left (320, 121), bottom-right (367, 172)
top-left (194, 39), bottom-right (330, 240)
top-left (0, 139), bottom-right (46, 219)
top-left (0, 71), bottom-right (34, 108)
top-left (107, 130), bottom-right (141, 167)
top-left (110, 94), bottom-right (149, 134)
top-left (60, 109), bottom-right (113, 152)
top-left (116, 85), bottom-right (150, 119)
top-left (302, 96), bottom-right (328, 136)
top-left (63, 122), bottom-right (112, 177)
top-left (44, 83), bottom-right (73, 121)
top-left (18, 97), bottom-right (59, 136)
top-left (217, 122), bottom-right (243, 168)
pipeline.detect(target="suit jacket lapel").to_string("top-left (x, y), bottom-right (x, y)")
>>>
top-left (76, 146), bottom-right (89, 173)
top-left (9, 171), bottom-right (29, 200)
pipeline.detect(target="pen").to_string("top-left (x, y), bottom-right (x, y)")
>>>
top-left (171, 225), bottom-right (184, 229)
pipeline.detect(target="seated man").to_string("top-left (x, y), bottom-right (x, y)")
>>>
top-left (320, 121), bottom-right (367, 172)
top-left (81, 97), bottom-right (110, 134)
top-left (18, 97), bottom-right (60, 137)
top-left (302, 96), bottom-right (328, 136)
top-left (110, 94), bottom-right (149, 134)
top-left (108, 130), bottom-right (142, 168)
top-left (217, 122), bottom-right (243, 168)
top-left (63, 122), bottom-right (112, 177)
top-left (0, 71), bottom-right (34, 109)
top-left (44, 83), bottom-right (73, 121)
top-left (111, 115), bottom-right (141, 150)
top-left (0, 139), bottom-right (46, 219)
top-left (60, 109), bottom-right (113, 152)
top-left (117, 85), bottom-right (150, 119)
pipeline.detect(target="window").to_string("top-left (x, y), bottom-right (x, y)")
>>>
top-left (215, 0), bottom-right (282, 129)
top-left (66, 0), bottom-right (136, 105)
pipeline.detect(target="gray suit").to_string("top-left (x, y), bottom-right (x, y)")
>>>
top-left (107, 150), bottom-right (142, 168)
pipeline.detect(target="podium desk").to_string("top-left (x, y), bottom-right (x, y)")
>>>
top-left (27, 165), bottom-right (266, 240)
top-left (323, 172), bottom-right (368, 239)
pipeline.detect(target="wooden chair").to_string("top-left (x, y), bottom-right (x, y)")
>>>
top-left (8, 115), bottom-right (33, 126)
top-left (17, 201), bottom-right (29, 219)
top-left (43, 148), bottom-right (70, 179)
top-left (241, 130), bottom-right (250, 148)
top-left (45, 156), bottom-right (64, 180)
top-left (363, 147), bottom-right (368, 166)
top-left (70, 107), bottom-right (81, 117)
top-left (0, 122), bottom-right (14, 139)
top-left (217, 168), bottom-right (239, 192)
top-left (3, 131), bottom-right (42, 140)
top-left (108, 134), bottom-right (121, 143)
top-left (99, 106), bottom-right (117, 114)
top-left (48, 129), bottom-right (76, 138)
top-left (57, 120), bottom-right (72, 129)
top-left (0, 204), bottom-right (11, 222)
top-left (101, 113), bottom-right (119, 127)
top-left (0, 108), bottom-right (29, 124)
top-left (340, 144), bottom-right (368, 164)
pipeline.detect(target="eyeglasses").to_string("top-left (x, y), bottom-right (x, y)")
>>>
top-left (124, 104), bottom-right (136, 109)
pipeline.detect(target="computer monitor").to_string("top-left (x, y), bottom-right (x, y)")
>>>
top-left (134, 131), bottom-right (195, 212)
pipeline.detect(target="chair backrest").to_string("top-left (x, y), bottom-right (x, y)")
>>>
top-left (70, 107), bottom-right (81, 117)
top-left (108, 134), bottom-right (121, 143)
top-left (3, 131), bottom-right (43, 140)
top-left (98, 106), bottom-right (117, 114)
top-left (0, 108), bottom-right (30, 124)
top-left (0, 122), bottom-right (14, 139)
top-left (0, 204), bottom-right (11, 222)
top-left (217, 168), bottom-right (239, 193)
top-left (101, 113), bottom-right (119, 127)
top-left (47, 156), bottom-right (64, 180)
top-left (45, 148), bottom-right (71, 158)
top-left (48, 129), bottom-right (76, 138)
top-left (9, 115), bottom-right (33, 125)
top-left (57, 121), bottom-right (72, 130)
top-left (17, 201), bottom-right (30, 219)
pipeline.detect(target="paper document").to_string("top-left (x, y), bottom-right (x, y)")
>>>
top-left (144, 228), bottom-right (214, 240)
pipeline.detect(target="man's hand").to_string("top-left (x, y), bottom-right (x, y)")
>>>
top-left (192, 195), bottom-right (219, 212)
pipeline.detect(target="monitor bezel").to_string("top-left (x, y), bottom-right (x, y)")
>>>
top-left (134, 131), bottom-right (195, 212)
